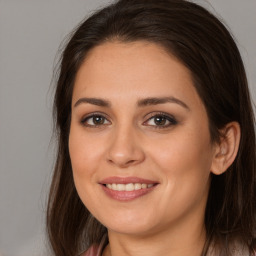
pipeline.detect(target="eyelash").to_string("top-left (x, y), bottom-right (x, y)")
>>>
top-left (80, 112), bottom-right (110, 128)
top-left (144, 112), bottom-right (178, 129)
top-left (80, 112), bottom-right (178, 129)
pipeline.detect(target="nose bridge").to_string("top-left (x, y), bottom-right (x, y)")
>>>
top-left (107, 121), bottom-right (145, 167)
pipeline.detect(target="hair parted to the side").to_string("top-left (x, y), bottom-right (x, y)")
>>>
top-left (47, 0), bottom-right (256, 255)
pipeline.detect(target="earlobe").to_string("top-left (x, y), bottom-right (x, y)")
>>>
top-left (211, 122), bottom-right (241, 175)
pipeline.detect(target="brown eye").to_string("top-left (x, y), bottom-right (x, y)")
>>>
top-left (154, 115), bottom-right (168, 126)
top-left (92, 115), bottom-right (105, 125)
top-left (144, 113), bottom-right (178, 129)
top-left (81, 114), bottom-right (110, 127)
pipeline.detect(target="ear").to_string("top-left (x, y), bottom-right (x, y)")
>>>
top-left (211, 122), bottom-right (241, 175)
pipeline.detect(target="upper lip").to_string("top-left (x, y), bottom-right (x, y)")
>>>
top-left (99, 176), bottom-right (159, 184)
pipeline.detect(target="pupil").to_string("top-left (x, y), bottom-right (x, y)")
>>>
top-left (155, 116), bottom-right (166, 125)
top-left (93, 116), bottom-right (104, 124)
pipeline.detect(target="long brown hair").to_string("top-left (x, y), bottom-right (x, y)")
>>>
top-left (47, 0), bottom-right (256, 255)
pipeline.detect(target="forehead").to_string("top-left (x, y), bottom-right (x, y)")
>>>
top-left (76, 41), bottom-right (187, 83)
top-left (72, 41), bottom-right (202, 110)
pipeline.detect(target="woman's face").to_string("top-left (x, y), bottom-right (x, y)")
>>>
top-left (69, 41), bottom-right (216, 236)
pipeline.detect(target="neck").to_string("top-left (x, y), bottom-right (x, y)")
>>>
top-left (103, 220), bottom-right (206, 256)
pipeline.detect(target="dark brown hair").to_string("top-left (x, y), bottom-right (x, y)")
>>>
top-left (47, 0), bottom-right (256, 255)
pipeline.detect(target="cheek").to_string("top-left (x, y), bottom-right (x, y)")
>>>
top-left (69, 126), bottom-right (103, 178)
top-left (69, 126), bottom-right (106, 216)
top-left (150, 128), bottom-right (212, 171)
top-left (68, 125), bottom-right (102, 205)
top-left (147, 125), bottom-right (213, 207)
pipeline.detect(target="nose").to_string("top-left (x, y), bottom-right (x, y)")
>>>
top-left (106, 125), bottom-right (145, 168)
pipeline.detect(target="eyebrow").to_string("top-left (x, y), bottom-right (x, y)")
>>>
top-left (137, 97), bottom-right (190, 110)
top-left (74, 97), bottom-right (111, 108)
top-left (74, 96), bottom-right (190, 110)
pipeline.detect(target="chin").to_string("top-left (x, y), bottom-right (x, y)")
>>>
top-left (107, 223), bottom-right (156, 236)
top-left (97, 212), bottom-right (158, 236)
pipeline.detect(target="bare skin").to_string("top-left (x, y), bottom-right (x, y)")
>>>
top-left (71, 41), bottom-right (240, 256)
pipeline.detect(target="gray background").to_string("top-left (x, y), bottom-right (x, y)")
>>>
top-left (0, 1), bottom-right (255, 256)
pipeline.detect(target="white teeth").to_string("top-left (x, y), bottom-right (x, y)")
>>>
top-left (134, 183), bottom-right (142, 190)
top-left (116, 184), bottom-right (125, 191)
top-left (105, 183), bottom-right (154, 191)
top-left (141, 184), bottom-right (147, 189)
top-left (126, 183), bottom-right (134, 191)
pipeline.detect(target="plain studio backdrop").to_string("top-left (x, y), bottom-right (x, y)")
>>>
top-left (0, 0), bottom-right (255, 255)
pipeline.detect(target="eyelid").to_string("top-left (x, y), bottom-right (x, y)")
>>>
top-left (143, 111), bottom-right (178, 128)
top-left (79, 111), bottom-right (178, 129)
top-left (80, 112), bottom-right (111, 127)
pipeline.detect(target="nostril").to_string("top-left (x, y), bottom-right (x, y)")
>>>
top-left (127, 159), bottom-right (136, 164)
top-left (107, 158), bottom-right (137, 167)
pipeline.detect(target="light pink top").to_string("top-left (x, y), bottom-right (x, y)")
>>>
top-left (80, 241), bottom-right (254, 256)
top-left (81, 245), bottom-right (102, 256)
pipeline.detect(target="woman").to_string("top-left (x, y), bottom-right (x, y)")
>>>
top-left (47, 0), bottom-right (256, 255)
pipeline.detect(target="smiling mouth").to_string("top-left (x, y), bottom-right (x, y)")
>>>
top-left (104, 183), bottom-right (155, 191)
top-left (99, 176), bottom-right (159, 201)
top-left (101, 182), bottom-right (158, 201)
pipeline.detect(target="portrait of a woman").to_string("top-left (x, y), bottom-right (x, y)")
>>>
top-left (46, 0), bottom-right (256, 255)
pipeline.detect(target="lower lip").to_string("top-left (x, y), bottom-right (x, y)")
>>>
top-left (101, 184), bottom-right (157, 201)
